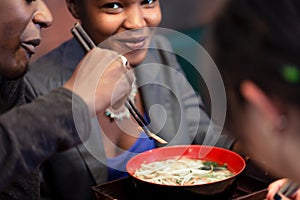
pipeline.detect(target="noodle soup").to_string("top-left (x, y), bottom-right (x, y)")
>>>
top-left (133, 157), bottom-right (234, 186)
top-left (127, 145), bottom-right (245, 195)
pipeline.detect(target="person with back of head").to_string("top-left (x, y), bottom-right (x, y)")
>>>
top-left (210, 0), bottom-right (300, 199)
top-left (0, 0), bottom-right (134, 199)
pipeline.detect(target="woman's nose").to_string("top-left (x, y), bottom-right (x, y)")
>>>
top-left (123, 7), bottom-right (146, 30)
top-left (33, 1), bottom-right (53, 28)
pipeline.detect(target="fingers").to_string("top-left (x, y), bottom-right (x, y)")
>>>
top-left (117, 54), bottom-right (135, 89)
top-left (91, 51), bottom-right (134, 115)
top-left (63, 48), bottom-right (135, 117)
top-left (267, 179), bottom-right (293, 200)
top-left (119, 55), bottom-right (129, 68)
top-left (111, 56), bottom-right (135, 110)
top-left (294, 191), bottom-right (300, 200)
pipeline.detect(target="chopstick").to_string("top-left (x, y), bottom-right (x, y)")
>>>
top-left (125, 99), bottom-right (167, 143)
top-left (124, 100), bottom-right (167, 144)
top-left (71, 23), bottom-right (96, 51)
top-left (274, 180), bottom-right (300, 199)
top-left (127, 99), bottom-right (148, 125)
top-left (71, 22), bottom-right (167, 144)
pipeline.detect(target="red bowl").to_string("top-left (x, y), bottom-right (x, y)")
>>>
top-left (126, 145), bottom-right (246, 195)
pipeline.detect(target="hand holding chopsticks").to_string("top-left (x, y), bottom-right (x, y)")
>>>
top-left (71, 22), bottom-right (167, 144)
top-left (273, 179), bottom-right (300, 200)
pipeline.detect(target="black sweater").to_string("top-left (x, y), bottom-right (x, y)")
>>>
top-left (0, 77), bottom-right (90, 199)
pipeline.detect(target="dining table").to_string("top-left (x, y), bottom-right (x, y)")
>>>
top-left (92, 160), bottom-right (276, 200)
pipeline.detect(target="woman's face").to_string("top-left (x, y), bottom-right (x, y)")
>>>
top-left (69, 0), bottom-right (162, 66)
top-left (0, 0), bottom-right (52, 79)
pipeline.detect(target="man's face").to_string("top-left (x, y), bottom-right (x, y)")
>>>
top-left (0, 0), bottom-right (52, 79)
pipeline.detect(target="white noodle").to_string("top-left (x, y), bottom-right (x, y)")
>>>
top-left (133, 157), bottom-right (234, 186)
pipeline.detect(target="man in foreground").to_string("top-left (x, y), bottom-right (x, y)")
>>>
top-left (0, 0), bottom-right (134, 199)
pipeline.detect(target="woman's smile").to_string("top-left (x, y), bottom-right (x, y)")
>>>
top-left (117, 36), bottom-right (147, 51)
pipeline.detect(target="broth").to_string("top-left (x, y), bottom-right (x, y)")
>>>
top-left (133, 156), bottom-right (234, 186)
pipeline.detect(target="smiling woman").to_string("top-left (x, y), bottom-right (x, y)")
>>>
top-left (25, 0), bottom-right (237, 200)
top-left (70, 0), bottom-right (161, 66)
top-left (33, 0), bottom-right (224, 62)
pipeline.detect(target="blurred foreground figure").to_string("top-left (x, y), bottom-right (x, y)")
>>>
top-left (210, 0), bottom-right (300, 199)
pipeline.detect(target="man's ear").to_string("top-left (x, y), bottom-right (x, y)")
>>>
top-left (66, 0), bottom-right (80, 19)
top-left (240, 81), bottom-right (283, 131)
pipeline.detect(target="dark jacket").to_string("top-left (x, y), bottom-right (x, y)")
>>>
top-left (0, 76), bottom-right (90, 199)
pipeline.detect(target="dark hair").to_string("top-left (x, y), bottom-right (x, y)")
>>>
top-left (211, 0), bottom-right (300, 106)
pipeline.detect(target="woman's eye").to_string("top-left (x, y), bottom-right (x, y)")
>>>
top-left (141, 0), bottom-right (156, 7)
top-left (103, 3), bottom-right (122, 9)
top-left (102, 2), bottom-right (123, 13)
top-left (25, 0), bottom-right (35, 3)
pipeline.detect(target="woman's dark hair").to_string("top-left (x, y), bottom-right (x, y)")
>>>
top-left (211, 0), bottom-right (300, 106)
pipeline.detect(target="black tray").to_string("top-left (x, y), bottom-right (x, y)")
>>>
top-left (92, 174), bottom-right (268, 200)
top-left (92, 159), bottom-right (274, 200)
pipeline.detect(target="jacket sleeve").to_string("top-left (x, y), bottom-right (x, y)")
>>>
top-left (0, 88), bottom-right (91, 191)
